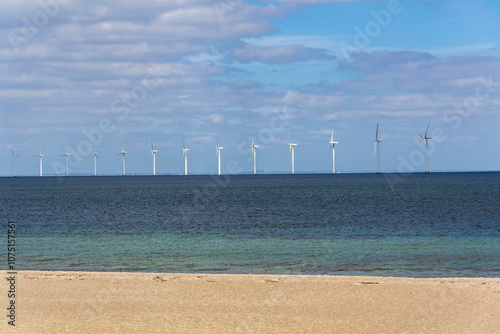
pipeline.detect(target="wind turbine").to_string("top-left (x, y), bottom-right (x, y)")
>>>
top-left (420, 121), bottom-right (432, 174)
top-left (374, 123), bottom-right (382, 174)
top-left (151, 141), bottom-right (158, 176)
top-left (92, 142), bottom-right (99, 176)
top-left (329, 130), bottom-right (338, 174)
top-left (289, 135), bottom-right (297, 175)
top-left (11, 149), bottom-right (20, 177)
top-left (35, 146), bottom-right (44, 177)
top-left (62, 145), bottom-right (71, 176)
top-left (118, 141), bottom-right (127, 176)
top-left (182, 139), bottom-right (189, 176)
top-left (216, 141), bottom-right (223, 175)
top-left (251, 139), bottom-right (259, 175)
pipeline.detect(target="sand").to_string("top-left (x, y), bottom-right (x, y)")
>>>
top-left (1, 271), bottom-right (499, 333)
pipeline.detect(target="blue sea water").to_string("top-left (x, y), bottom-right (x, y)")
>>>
top-left (1, 173), bottom-right (499, 277)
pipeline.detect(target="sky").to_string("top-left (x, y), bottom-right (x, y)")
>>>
top-left (1, 0), bottom-right (500, 176)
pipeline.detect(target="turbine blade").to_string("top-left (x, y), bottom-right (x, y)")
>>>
top-left (182, 138), bottom-right (185, 149)
top-left (425, 121), bottom-right (430, 137)
top-left (376, 123), bottom-right (379, 140)
top-left (374, 141), bottom-right (377, 157)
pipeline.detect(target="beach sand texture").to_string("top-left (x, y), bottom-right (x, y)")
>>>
top-left (2, 271), bottom-right (499, 333)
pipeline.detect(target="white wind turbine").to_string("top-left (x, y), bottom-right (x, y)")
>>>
top-left (329, 130), bottom-right (338, 174)
top-left (92, 142), bottom-right (99, 176)
top-left (35, 146), bottom-right (44, 177)
top-left (62, 145), bottom-right (71, 176)
top-left (182, 139), bottom-right (189, 175)
top-left (289, 135), bottom-right (297, 175)
top-left (251, 139), bottom-right (259, 175)
top-left (216, 141), bottom-right (223, 175)
top-left (11, 149), bottom-right (20, 177)
top-left (420, 121), bottom-right (432, 174)
top-left (118, 141), bottom-right (127, 176)
top-left (151, 141), bottom-right (158, 176)
top-left (374, 123), bottom-right (382, 174)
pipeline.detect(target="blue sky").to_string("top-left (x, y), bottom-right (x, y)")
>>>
top-left (1, 0), bottom-right (500, 176)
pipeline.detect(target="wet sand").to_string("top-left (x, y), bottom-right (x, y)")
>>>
top-left (1, 271), bottom-right (499, 333)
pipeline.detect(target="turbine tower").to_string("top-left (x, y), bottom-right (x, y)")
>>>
top-left (182, 139), bottom-right (189, 176)
top-left (92, 142), bottom-right (99, 176)
top-left (35, 146), bottom-right (44, 177)
top-left (374, 123), bottom-right (382, 174)
top-left (251, 139), bottom-right (259, 175)
top-left (62, 145), bottom-right (71, 176)
top-left (216, 141), bottom-right (223, 175)
top-left (329, 130), bottom-right (338, 174)
top-left (289, 135), bottom-right (297, 175)
top-left (420, 121), bottom-right (432, 174)
top-left (151, 141), bottom-right (158, 176)
top-left (11, 149), bottom-right (20, 177)
top-left (119, 141), bottom-right (127, 176)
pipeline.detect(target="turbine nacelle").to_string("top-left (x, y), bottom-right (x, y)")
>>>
top-left (92, 142), bottom-right (99, 158)
top-left (151, 141), bottom-right (158, 155)
top-left (329, 130), bottom-right (338, 147)
top-left (11, 149), bottom-right (20, 159)
top-left (421, 121), bottom-right (432, 174)
top-left (61, 145), bottom-right (71, 157)
top-left (420, 121), bottom-right (432, 140)
top-left (182, 139), bottom-right (190, 154)
top-left (251, 139), bottom-right (259, 151)
top-left (251, 139), bottom-right (259, 147)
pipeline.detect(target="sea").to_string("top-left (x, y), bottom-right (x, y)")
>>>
top-left (1, 173), bottom-right (499, 277)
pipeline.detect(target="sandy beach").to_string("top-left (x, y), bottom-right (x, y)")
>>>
top-left (1, 270), bottom-right (499, 333)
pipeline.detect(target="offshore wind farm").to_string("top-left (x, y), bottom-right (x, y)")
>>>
top-left (4, 122), bottom-right (448, 177)
top-left (0, 122), bottom-right (482, 177)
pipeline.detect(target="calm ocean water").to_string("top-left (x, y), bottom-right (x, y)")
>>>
top-left (1, 173), bottom-right (499, 277)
